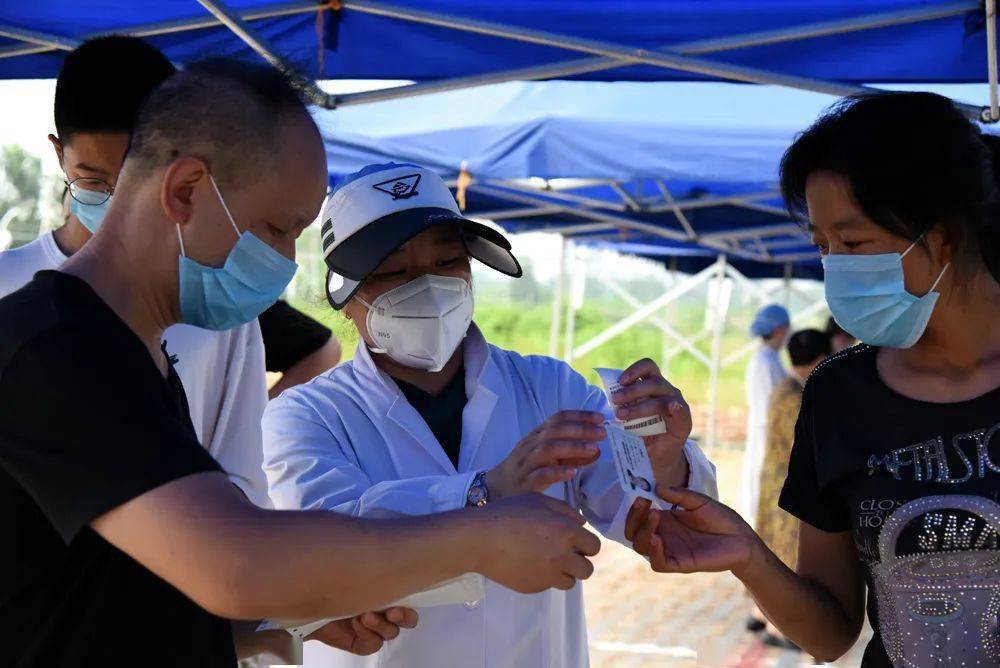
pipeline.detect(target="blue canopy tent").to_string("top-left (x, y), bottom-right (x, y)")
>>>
top-left (1, 0), bottom-right (996, 443)
top-left (0, 1), bottom-right (994, 271)
top-left (0, 1), bottom-right (995, 110)
top-left (1, 1), bottom-right (995, 266)
top-left (318, 80), bottom-right (827, 277)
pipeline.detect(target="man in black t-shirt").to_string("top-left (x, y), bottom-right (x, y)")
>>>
top-left (0, 60), bottom-right (601, 667)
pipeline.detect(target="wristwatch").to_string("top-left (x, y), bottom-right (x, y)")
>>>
top-left (466, 470), bottom-right (490, 507)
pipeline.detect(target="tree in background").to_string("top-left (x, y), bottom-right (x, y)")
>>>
top-left (0, 144), bottom-right (43, 249)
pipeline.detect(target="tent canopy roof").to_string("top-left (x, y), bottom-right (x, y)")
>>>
top-left (0, 2), bottom-right (989, 90)
top-left (319, 81), bottom-right (848, 278)
top-left (1, 0), bottom-right (993, 278)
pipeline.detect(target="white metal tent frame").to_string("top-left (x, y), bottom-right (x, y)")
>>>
top-left (2, 0), bottom-right (998, 445)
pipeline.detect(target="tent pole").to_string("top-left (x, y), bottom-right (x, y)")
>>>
top-left (605, 277), bottom-right (711, 367)
top-left (701, 222), bottom-right (806, 243)
top-left (563, 241), bottom-right (578, 363)
top-left (661, 259), bottom-right (696, 369)
top-left (573, 262), bottom-right (718, 358)
top-left (468, 183), bottom-right (776, 263)
top-left (487, 178), bottom-right (780, 217)
top-left (484, 178), bottom-right (630, 212)
top-left (196, 0), bottom-right (333, 108)
top-left (469, 184), bottom-right (690, 242)
top-left (0, 25), bottom-right (79, 51)
top-left (655, 180), bottom-right (698, 240)
top-left (549, 234), bottom-right (567, 358)
top-left (783, 262), bottom-right (793, 309)
top-left (331, 2), bottom-right (977, 107)
top-left (339, 1), bottom-right (890, 101)
top-left (640, 190), bottom-right (781, 214)
top-left (0, 1), bottom-right (322, 60)
top-left (707, 255), bottom-right (730, 452)
top-left (988, 0), bottom-right (999, 122)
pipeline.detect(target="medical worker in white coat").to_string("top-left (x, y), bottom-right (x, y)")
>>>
top-left (262, 163), bottom-right (719, 668)
top-left (739, 303), bottom-right (790, 530)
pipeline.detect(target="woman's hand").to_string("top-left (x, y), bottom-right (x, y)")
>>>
top-left (625, 486), bottom-right (759, 576)
top-left (612, 359), bottom-right (692, 486)
top-left (306, 607), bottom-right (419, 655)
top-left (485, 411), bottom-right (605, 499)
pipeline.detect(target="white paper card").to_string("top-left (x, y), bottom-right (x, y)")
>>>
top-left (606, 422), bottom-right (663, 509)
top-left (258, 573), bottom-right (484, 639)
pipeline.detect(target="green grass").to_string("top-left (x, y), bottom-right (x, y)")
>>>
top-left (290, 297), bottom-right (749, 409)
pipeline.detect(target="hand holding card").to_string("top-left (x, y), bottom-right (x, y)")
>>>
top-left (598, 360), bottom-right (693, 489)
top-left (595, 367), bottom-right (667, 437)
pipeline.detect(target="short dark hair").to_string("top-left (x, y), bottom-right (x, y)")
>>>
top-left (127, 58), bottom-right (311, 189)
top-left (780, 91), bottom-right (1000, 284)
top-left (787, 329), bottom-right (831, 367)
top-left (54, 36), bottom-right (176, 140)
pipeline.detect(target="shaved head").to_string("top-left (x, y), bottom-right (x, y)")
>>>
top-left (127, 59), bottom-right (313, 190)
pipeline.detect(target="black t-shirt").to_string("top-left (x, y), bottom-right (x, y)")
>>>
top-left (780, 345), bottom-right (1000, 668)
top-left (0, 271), bottom-right (236, 667)
top-left (257, 299), bottom-right (332, 373)
top-left (396, 368), bottom-right (468, 469)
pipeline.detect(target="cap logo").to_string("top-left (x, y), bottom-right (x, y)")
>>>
top-left (373, 173), bottom-right (421, 200)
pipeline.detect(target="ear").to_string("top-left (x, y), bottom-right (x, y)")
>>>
top-left (48, 134), bottom-right (64, 170)
top-left (161, 156), bottom-right (209, 226)
top-left (926, 224), bottom-right (952, 269)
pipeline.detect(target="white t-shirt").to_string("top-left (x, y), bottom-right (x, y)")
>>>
top-left (0, 232), bottom-right (271, 507)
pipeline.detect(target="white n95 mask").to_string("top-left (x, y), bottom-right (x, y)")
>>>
top-left (358, 274), bottom-right (474, 372)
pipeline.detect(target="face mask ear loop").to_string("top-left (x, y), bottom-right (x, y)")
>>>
top-left (900, 233), bottom-right (949, 294)
top-left (355, 294), bottom-right (388, 355)
top-left (176, 225), bottom-right (187, 258)
top-left (207, 173), bottom-right (243, 240)
top-left (928, 262), bottom-right (950, 294)
top-left (900, 233), bottom-right (926, 259)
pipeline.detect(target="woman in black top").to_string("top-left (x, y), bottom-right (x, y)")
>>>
top-left (625, 92), bottom-right (1000, 667)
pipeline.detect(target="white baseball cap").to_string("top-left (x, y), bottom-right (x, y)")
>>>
top-left (321, 162), bottom-right (521, 309)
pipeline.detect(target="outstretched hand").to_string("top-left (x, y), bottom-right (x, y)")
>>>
top-left (625, 486), bottom-right (758, 576)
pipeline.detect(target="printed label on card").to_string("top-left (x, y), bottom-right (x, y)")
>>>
top-left (594, 367), bottom-right (667, 437)
top-left (606, 421), bottom-right (660, 506)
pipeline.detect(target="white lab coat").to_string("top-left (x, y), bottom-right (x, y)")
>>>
top-left (263, 325), bottom-right (718, 668)
top-left (740, 345), bottom-right (787, 529)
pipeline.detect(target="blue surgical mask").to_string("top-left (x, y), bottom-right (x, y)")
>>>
top-left (176, 174), bottom-right (297, 331)
top-left (823, 238), bottom-right (949, 349)
top-left (70, 196), bottom-right (111, 234)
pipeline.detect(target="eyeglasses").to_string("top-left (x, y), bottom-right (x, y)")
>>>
top-left (64, 176), bottom-right (115, 206)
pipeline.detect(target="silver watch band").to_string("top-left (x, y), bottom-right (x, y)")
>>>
top-left (466, 470), bottom-right (489, 507)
